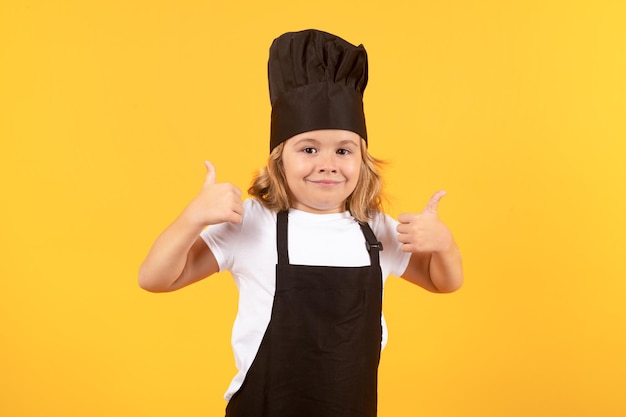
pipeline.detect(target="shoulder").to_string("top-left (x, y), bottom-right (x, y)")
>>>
top-left (369, 212), bottom-right (411, 278)
top-left (242, 198), bottom-right (276, 225)
top-left (234, 198), bottom-right (277, 243)
top-left (369, 212), bottom-right (399, 236)
top-left (201, 199), bottom-right (273, 242)
top-left (201, 198), bottom-right (277, 271)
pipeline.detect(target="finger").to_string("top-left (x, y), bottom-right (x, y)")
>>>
top-left (204, 160), bottom-right (216, 185)
top-left (396, 232), bottom-right (412, 244)
top-left (400, 243), bottom-right (413, 253)
top-left (396, 222), bottom-right (412, 235)
top-left (423, 190), bottom-right (447, 213)
top-left (224, 184), bottom-right (243, 200)
top-left (397, 213), bottom-right (417, 224)
top-left (228, 206), bottom-right (245, 224)
top-left (227, 212), bottom-right (244, 224)
top-left (232, 199), bottom-right (245, 215)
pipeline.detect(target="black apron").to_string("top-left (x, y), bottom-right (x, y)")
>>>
top-left (225, 210), bottom-right (384, 417)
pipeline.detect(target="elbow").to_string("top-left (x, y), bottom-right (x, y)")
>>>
top-left (138, 279), bottom-right (160, 293)
top-left (432, 249), bottom-right (464, 293)
top-left (138, 266), bottom-right (171, 293)
top-left (435, 271), bottom-right (464, 294)
top-left (436, 279), bottom-right (463, 294)
top-left (431, 271), bottom-right (464, 294)
top-left (138, 273), bottom-right (158, 293)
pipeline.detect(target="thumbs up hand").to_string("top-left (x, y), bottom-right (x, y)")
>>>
top-left (184, 161), bottom-right (244, 226)
top-left (396, 191), bottom-right (453, 254)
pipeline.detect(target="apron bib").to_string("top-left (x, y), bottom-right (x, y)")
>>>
top-left (226, 211), bottom-right (384, 417)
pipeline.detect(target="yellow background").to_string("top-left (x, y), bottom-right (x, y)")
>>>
top-left (2, 0), bottom-right (625, 416)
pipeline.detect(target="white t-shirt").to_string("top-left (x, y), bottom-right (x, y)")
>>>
top-left (200, 198), bottom-right (411, 400)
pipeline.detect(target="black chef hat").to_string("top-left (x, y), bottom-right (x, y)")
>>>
top-left (268, 29), bottom-right (368, 152)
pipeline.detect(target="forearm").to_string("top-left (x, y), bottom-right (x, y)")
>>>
top-left (138, 162), bottom-right (243, 292)
top-left (138, 209), bottom-right (205, 292)
top-left (428, 240), bottom-right (463, 293)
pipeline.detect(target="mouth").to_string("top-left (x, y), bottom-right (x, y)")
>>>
top-left (308, 179), bottom-right (343, 187)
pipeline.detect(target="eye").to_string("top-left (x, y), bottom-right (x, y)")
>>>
top-left (336, 148), bottom-right (351, 156)
top-left (303, 147), bottom-right (317, 154)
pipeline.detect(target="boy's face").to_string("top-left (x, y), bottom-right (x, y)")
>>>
top-left (281, 129), bottom-right (362, 214)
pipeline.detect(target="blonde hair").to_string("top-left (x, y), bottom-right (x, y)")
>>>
top-left (248, 138), bottom-right (385, 222)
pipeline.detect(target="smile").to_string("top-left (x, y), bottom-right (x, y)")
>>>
top-left (309, 179), bottom-right (343, 187)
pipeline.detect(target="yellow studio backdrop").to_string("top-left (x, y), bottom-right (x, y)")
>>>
top-left (1, 0), bottom-right (625, 416)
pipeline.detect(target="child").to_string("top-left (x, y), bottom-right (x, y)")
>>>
top-left (139, 29), bottom-right (463, 417)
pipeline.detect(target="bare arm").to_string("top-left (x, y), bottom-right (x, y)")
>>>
top-left (138, 161), bottom-right (244, 292)
top-left (396, 191), bottom-right (464, 293)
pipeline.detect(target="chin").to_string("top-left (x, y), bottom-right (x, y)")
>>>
top-left (296, 201), bottom-right (345, 214)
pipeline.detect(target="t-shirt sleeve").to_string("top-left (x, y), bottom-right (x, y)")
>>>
top-left (373, 214), bottom-right (411, 278)
top-left (199, 217), bottom-right (242, 273)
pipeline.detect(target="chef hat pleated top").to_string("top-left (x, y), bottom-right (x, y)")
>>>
top-left (268, 29), bottom-right (369, 152)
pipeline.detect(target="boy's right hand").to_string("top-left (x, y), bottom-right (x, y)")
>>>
top-left (183, 161), bottom-right (244, 226)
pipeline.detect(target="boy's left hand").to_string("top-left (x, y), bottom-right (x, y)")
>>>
top-left (396, 190), bottom-right (454, 254)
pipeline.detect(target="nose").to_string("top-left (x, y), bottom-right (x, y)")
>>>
top-left (317, 152), bottom-right (337, 173)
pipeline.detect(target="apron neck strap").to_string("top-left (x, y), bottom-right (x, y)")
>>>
top-left (277, 210), bottom-right (290, 265)
top-left (358, 221), bottom-right (383, 266)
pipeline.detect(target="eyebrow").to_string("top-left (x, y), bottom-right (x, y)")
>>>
top-left (293, 138), bottom-right (359, 147)
top-left (336, 139), bottom-right (359, 147)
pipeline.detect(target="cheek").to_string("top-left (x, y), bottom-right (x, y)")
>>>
top-left (347, 160), bottom-right (362, 182)
top-left (284, 163), bottom-right (307, 183)
top-left (282, 156), bottom-right (299, 178)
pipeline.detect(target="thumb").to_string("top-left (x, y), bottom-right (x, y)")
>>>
top-left (204, 160), bottom-right (216, 185)
top-left (423, 190), bottom-right (447, 213)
